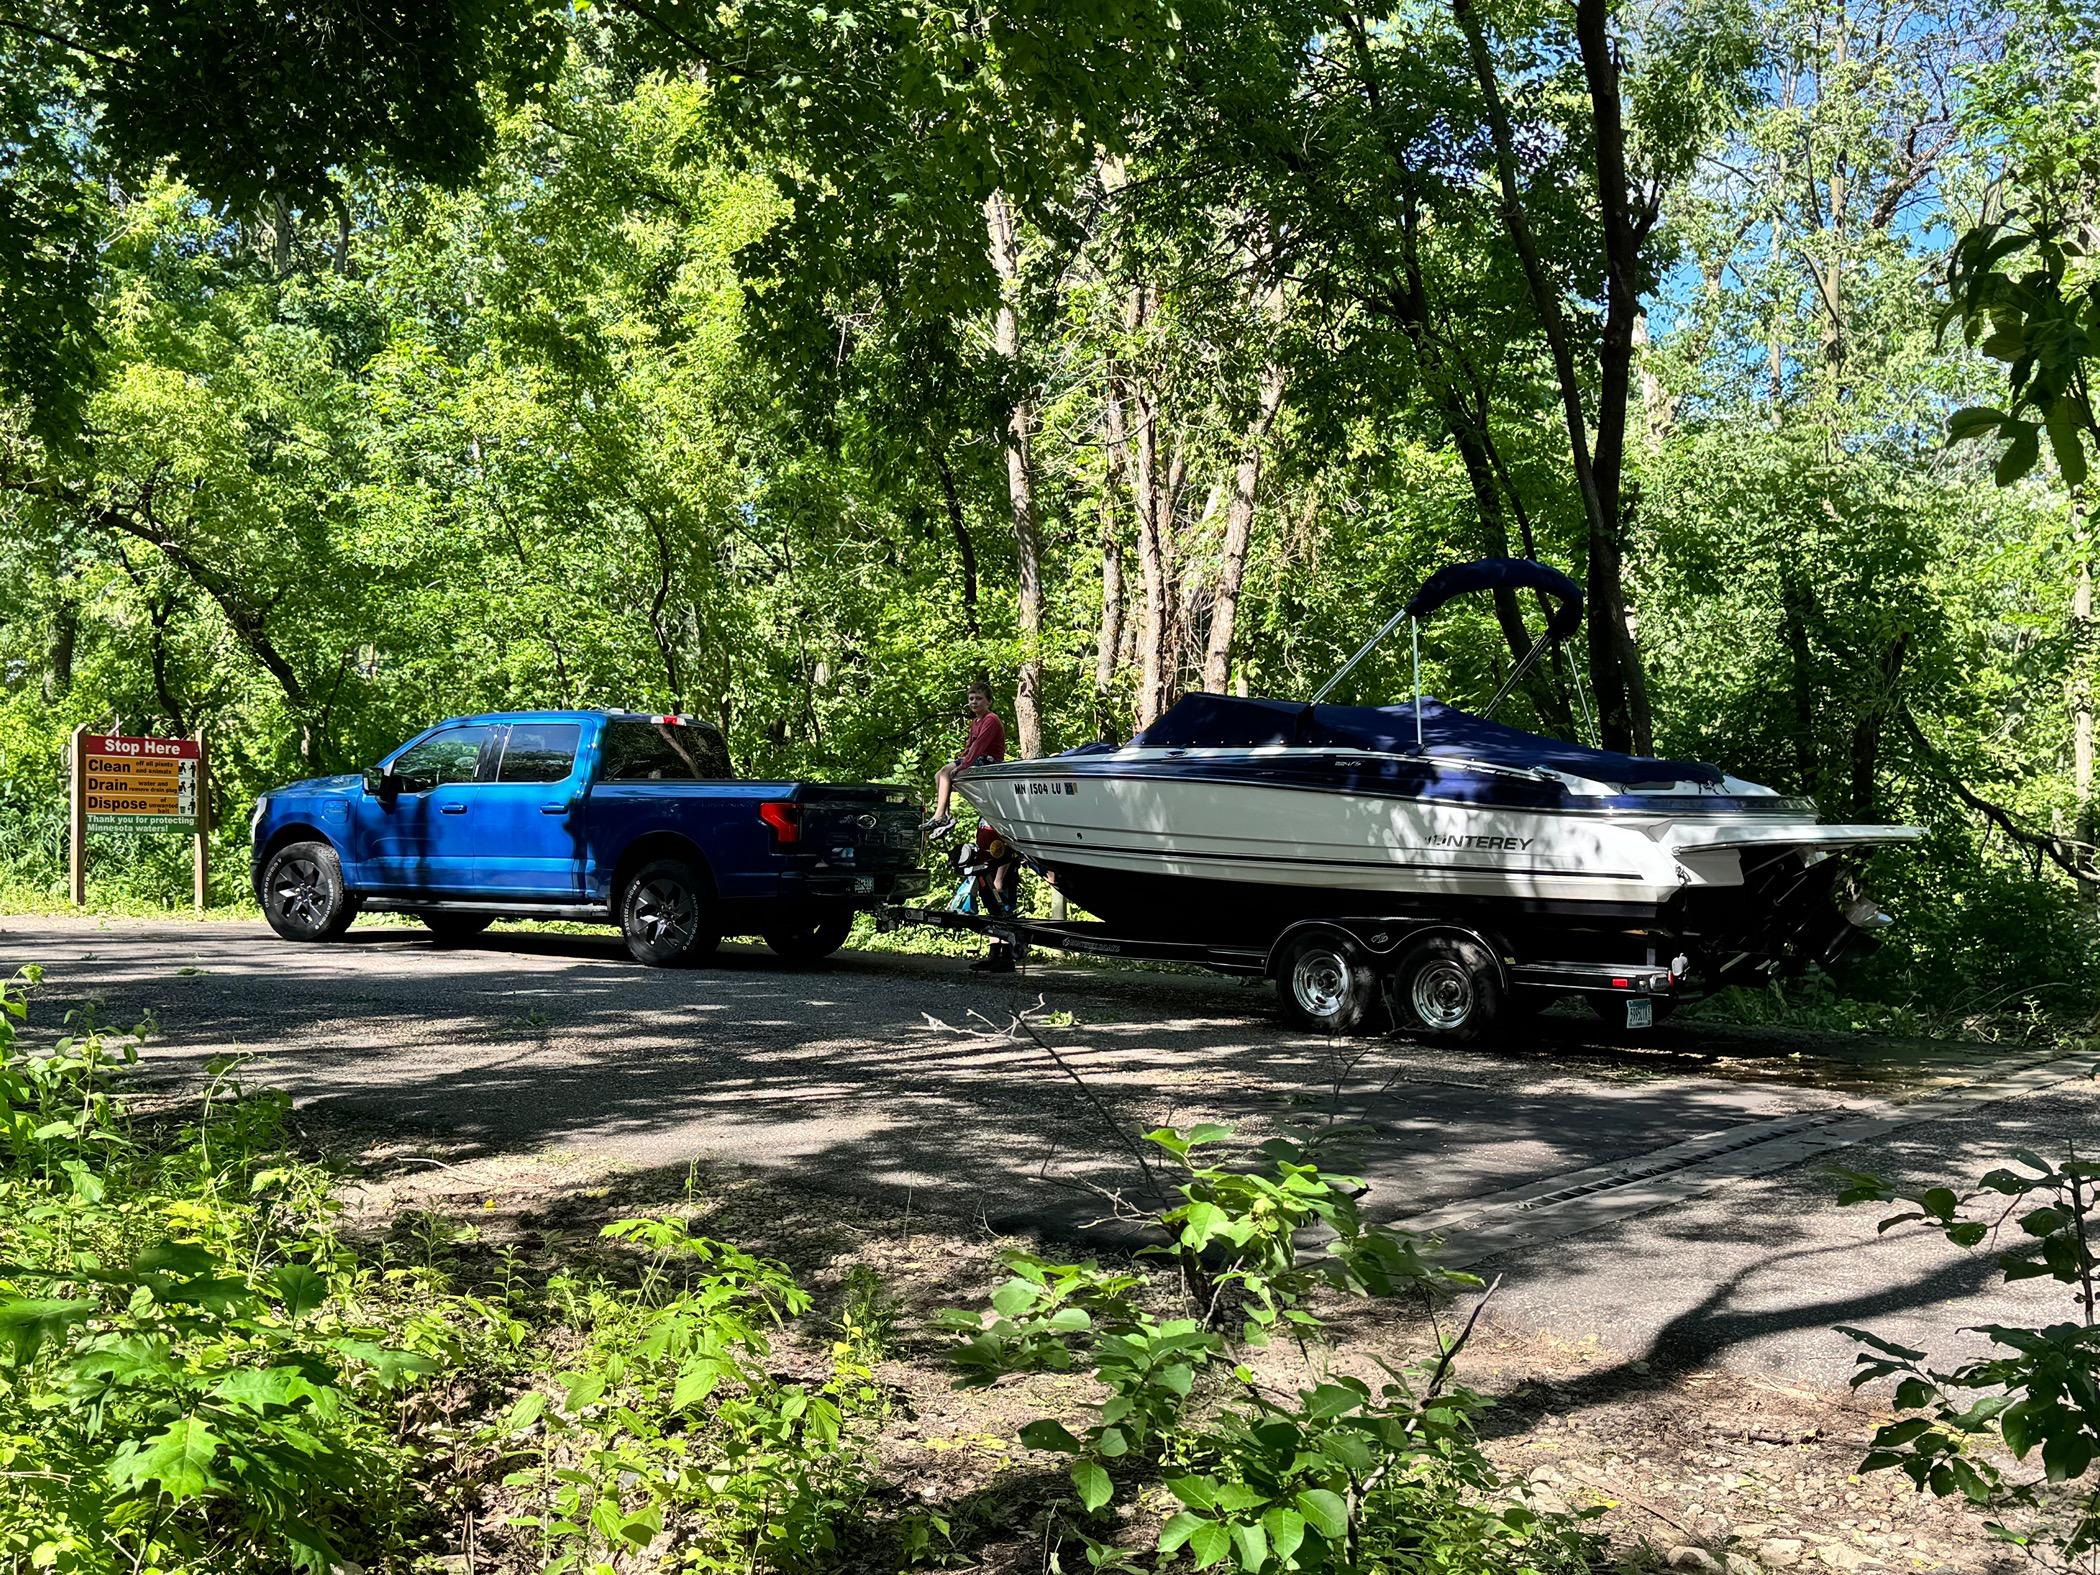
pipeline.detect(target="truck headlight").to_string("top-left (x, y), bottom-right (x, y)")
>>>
top-left (249, 797), bottom-right (269, 838)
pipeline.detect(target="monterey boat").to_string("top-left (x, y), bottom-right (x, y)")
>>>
top-left (955, 559), bottom-right (1921, 1008)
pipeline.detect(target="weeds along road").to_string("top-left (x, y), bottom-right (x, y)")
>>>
top-left (7, 913), bottom-right (2094, 1393)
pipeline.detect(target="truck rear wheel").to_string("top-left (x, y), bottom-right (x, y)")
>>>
top-left (261, 841), bottom-right (358, 943)
top-left (762, 912), bottom-right (855, 964)
top-left (1388, 935), bottom-right (1503, 1042)
top-left (619, 859), bottom-right (720, 966)
top-left (1276, 932), bottom-right (1382, 1035)
top-left (420, 912), bottom-right (493, 943)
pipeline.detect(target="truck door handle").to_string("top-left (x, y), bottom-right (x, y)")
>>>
top-left (540, 801), bottom-right (570, 814)
top-left (440, 802), bottom-right (468, 814)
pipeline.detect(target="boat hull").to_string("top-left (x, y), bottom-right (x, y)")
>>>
top-left (954, 751), bottom-right (1918, 972)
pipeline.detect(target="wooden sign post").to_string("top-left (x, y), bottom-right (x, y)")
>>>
top-left (68, 729), bottom-right (210, 909)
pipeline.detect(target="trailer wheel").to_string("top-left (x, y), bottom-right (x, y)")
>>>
top-left (1388, 935), bottom-right (1504, 1042)
top-left (763, 912), bottom-right (855, 964)
top-left (1277, 933), bottom-right (1382, 1035)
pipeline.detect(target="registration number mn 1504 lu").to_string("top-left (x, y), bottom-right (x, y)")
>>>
top-left (1012, 780), bottom-right (1080, 796)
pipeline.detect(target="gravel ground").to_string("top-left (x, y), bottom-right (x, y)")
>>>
top-left (4, 912), bottom-right (2091, 1403)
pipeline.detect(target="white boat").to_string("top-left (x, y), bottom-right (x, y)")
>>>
top-left (956, 558), bottom-right (1920, 1029)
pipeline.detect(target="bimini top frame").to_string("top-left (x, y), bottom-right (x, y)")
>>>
top-left (1309, 556), bottom-right (1594, 748)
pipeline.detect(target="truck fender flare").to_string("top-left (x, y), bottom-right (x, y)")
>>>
top-left (254, 825), bottom-right (346, 898)
top-left (606, 832), bottom-right (717, 912)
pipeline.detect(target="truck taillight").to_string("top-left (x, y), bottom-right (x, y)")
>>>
top-left (759, 801), bottom-right (801, 845)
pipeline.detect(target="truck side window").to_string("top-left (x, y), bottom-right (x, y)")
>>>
top-left (498, 722), bottom-right (581, 783)
top-left (392, 725), bottom-right (496, 792)
top-left (601, 720), bottom-right (732, 781)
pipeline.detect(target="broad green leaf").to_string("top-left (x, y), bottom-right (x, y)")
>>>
top-left (108, 1417), bottom-right (221, 1500)
top-left (1188, 1521), bottom-right (1232, 1568)
top-left (1019, 1418), bottom-right (1082, 1453)
top-left (1072, 1459), bottom-right (1112, 1513)
top-left (1294, 1488), bottom-right (1348, 1541)
top-left (1261, 1506), bottom-right (1305, 1562)
top-left (273, 1263), bottom-right (327, 1319)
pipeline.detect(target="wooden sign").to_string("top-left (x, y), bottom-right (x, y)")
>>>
top-left (69, 728), bottom-right (210, 907)
top-left (82, 734), bottom-right (202, 831)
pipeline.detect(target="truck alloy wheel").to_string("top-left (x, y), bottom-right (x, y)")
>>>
top-left (620, 859), bottom-right (720, 966)
top-left (262, 841), bottom-right (357, 942)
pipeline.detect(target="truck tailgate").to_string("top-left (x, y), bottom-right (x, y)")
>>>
top-left (794, 787), bottom-right (921, 866)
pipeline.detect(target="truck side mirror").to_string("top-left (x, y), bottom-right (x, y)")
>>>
top-left (364, 768), bottom-right (400, 802)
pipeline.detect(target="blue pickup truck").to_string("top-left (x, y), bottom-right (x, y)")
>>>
top-left (249, 711), bottom-right (924, 965)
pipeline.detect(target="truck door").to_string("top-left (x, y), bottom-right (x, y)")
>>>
top-left (476, 720), bottom-right (588, 897)
top-left (360, 723), bottom-right (500, 892)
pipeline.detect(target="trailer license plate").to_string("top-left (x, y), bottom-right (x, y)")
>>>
top-left (854, 876), bottom-right (875, 894)
top-left (1625, 998), bottom-right (1653, 1029)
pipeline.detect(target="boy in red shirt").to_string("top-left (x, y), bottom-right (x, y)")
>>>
top-left (923, 680), bottom-right (1006, 839)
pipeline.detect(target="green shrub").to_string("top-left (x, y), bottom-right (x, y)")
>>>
top-left (1838, 1149), bottom-right (2100, 1569)
top-left (938, 1124), bottom-right (1600, 1573)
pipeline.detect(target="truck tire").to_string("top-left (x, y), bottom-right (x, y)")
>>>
top-left (1388, 934), bottom-right (1503, 1042)
top-left (619, 859), bottom-right (719, 966)
top-left (1276, 932), bottom-right (1382, 1035)
top-left (420, 912), bottom-right (494, 943)
top-left (762, 912), bottom-right (855, 964)
top-left (261, 841), bottom-right (358, 943)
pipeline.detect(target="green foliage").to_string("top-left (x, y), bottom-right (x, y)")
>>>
top-left (938, 1126), bottom-right (1593, 1572)
top-left (1838, 1148), bottom-right (2100, 1566)
top-left (1945, 227), bottom-right (2100, 487)
top-left (0, 970), bottom-right (885, 1574)
top-left (495, 1214), bottom-right (879, 1572)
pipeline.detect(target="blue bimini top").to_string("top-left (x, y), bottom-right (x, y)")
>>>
top-left (1126, 692), bottom-right (1723, 788)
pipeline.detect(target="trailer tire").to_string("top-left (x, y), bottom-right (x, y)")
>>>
top-left (1277, 933), bottom-right (1382, 1035)
top-left (1388, 935), bottom-right (1504, 1042)
top-left (763, 912), bottom-right (855, 964)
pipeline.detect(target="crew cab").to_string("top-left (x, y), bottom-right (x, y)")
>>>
top-left (249, 711), bottom-right (924, 965)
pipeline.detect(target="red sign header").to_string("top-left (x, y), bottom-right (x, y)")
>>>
top-left (84, 734), bottom-right (201, 761)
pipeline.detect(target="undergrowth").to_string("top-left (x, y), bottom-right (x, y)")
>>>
top-left (0, 968), bottom-right (886, 1574)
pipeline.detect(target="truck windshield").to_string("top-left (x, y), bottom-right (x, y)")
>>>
top-left (602, 719), bottom-right (732, 780)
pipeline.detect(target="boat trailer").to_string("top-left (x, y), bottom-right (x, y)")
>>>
top-left (875, 903), bottom-right (1684, 1040)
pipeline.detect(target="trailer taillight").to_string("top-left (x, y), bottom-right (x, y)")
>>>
top-left (759, 801), bottom-right (801, 845)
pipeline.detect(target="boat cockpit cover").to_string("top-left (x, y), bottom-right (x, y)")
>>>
top-left (1130, 692), bottom-right (1723, 787)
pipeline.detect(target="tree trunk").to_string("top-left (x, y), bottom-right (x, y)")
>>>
top-left (934, 447), bottom-right (979, 638)
top-left (1849, 631), bottom-right (1908, 817)
top-left (1096, 378), bottom-right (1127, 735)
top-left (1455, 0), bottom-right (1654, 754)
top-left (1202, 359), bottom-right (1286, 693)
top-left (984, 190), bottom-right (1044, 759)
top-left (45, 591), bottom-right (77, 702)
top-left (2074, 491), bottom-right (2095, 884)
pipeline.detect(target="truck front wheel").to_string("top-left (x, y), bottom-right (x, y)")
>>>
top-left (762, 912), bottom-right (855, 964)
top-left (261, 841), bottom-right (358, 942)
top-left (619, 860), bottom-right (720, 966)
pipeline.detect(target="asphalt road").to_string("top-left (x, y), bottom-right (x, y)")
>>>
top-left (5, 914), bottom-right (2092, 1391)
